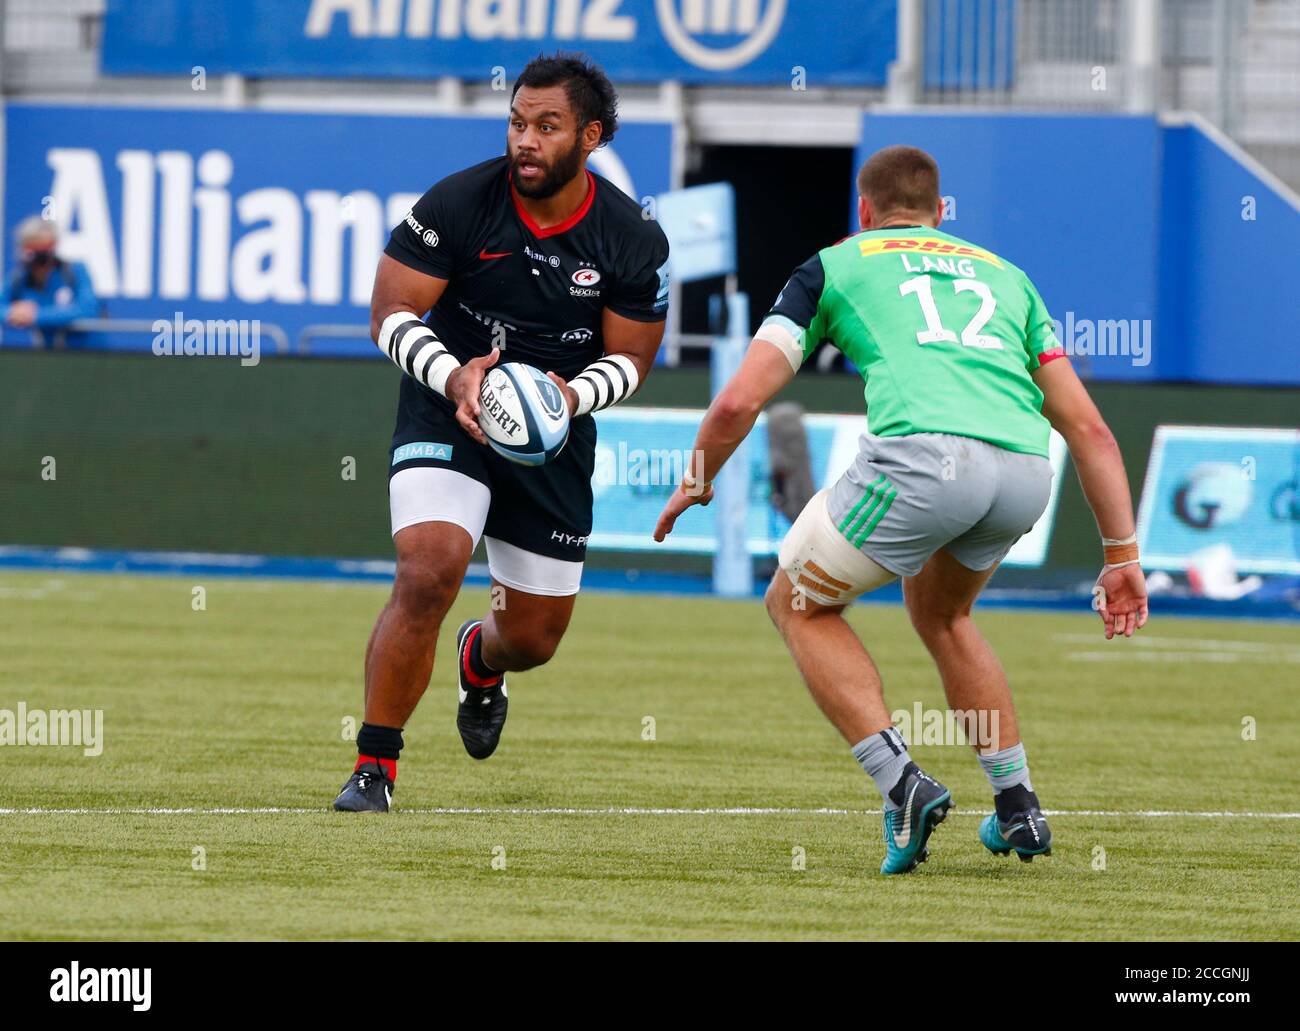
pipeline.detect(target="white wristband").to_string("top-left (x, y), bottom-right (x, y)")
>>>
top-left (571, 377), bottom-right (599, 417)
top-left (377, 310), bottom-right (460, 397)
top-left (571, 353), bottom-right (640, 416)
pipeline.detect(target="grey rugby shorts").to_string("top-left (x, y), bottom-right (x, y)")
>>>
top-left (825, 432), bottom-right (1053, 577)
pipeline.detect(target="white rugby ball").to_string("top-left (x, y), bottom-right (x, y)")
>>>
top-left (478, 361), bottom-right (571, 466)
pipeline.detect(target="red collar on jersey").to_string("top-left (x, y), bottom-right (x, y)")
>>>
top-left (508, 169), bottom-right (596, 240)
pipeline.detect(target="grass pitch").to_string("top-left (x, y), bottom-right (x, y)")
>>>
top-left (1, 571), bottom-right (1297, 941)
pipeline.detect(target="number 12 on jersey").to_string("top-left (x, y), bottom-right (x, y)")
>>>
top-left (898, 274), bottom-right (1002, 351)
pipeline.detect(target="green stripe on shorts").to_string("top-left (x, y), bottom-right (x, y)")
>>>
top-left (842, 477), bottom-right (894, 545)
top-left (853, 486), bottom-right (896, 546)
top-left (844, 486), bottom-right (888, 545)
top-left (837, 475), bottom-right (885, 537)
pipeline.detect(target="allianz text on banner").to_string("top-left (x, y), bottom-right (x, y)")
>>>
top-left (100, 0), bottom-right (896, 85)
top-left (3, 104), bottom-right (672, 354)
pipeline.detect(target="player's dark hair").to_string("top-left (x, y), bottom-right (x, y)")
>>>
top-left (512, 53), bottom-right (619, 146)
top-left (857, 145), bottom-right (941, 217)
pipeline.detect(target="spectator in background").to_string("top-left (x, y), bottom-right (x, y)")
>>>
top-left (3, 215), bottom-right (99, 347)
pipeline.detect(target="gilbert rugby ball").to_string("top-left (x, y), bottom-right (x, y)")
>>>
top-left (478, 362), bottom-right (571, 466)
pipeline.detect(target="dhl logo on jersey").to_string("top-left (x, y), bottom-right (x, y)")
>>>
top-left (858, 237), bottom-right (1004, 268)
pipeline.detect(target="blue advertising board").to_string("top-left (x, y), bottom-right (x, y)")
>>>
top-left (2, 103), bottom-right (673, 355)
top-left (589, 407), bottom-right (846, 555)
top-left (654, 182), bottom-right (735, 283)
top-left (101, 0), bottom-right (898, 86)
top-left (1137, 426), bottom-right (1300, 575)
top-left (591, 407), bottom-right (1068, 565)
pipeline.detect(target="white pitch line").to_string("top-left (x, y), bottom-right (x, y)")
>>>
top-left (1052, 633), bottom-right (1300, 655)
top-left (1067, 650), bottom-right (1300, 664)
top-left (0, 806), bottom-right (1298, 818)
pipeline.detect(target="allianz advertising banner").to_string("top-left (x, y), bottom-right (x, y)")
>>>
top-left (1137, 426), bottom-right (1300, 575)
top-left (3, 103), bottom-right (673, 354)
top-left (101, 0), bottom-right (897, 86)
top-left (591, 408), bottom-right (1068, 565)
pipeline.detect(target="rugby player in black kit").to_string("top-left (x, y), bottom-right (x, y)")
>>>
top-left (334, 54), bottom-right (670, 811)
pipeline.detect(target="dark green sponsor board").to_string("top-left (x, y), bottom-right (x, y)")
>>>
top-left (2, 351), bottom-right (1294, 583)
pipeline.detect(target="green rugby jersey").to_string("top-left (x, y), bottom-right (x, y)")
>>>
top-left (760, 226), bottom-right (1064, 457)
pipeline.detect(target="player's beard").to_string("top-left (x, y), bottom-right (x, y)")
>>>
top-left (509, 138), bottom-right (586, 199)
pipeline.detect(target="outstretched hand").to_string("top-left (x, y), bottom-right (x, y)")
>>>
top-left (653, 483), bottom-right (714, 543)
top-left (1092, 563), bottom-right (1149, 640)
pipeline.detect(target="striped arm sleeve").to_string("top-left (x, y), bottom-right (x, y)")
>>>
top-left (377, 311), bottom-right (461, 397)
top-left (570, 354), bottom-right (640, 417)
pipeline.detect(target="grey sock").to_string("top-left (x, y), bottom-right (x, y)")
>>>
top-left (979, 743), bottom-right (1032, 794)
top-left (852, 727), bottom-right (911, 811)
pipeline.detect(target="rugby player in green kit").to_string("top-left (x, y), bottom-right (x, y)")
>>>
top-left (655, 146), bottom-right (1148, 874)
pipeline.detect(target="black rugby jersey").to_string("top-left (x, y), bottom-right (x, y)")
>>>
top-left (384, 155), bottom-right (670, 382)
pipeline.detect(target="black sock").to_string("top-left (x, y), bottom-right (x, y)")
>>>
top-left (994, 783), bottom-right (1038, 822)
top-left (357, 722), bottom-right (404, 760)
top-left (467, 625), bottom-right (502, 684)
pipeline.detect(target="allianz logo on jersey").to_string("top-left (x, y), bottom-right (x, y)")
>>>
top-left (304, 0), bottom-right (788, 71)
top-left (524, 244), bottom-right (560, 268)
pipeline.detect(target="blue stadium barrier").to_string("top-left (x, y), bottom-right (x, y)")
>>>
top-left (3, 545), bottom-right (1297, 621)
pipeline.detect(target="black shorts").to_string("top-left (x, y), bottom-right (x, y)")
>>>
top-left (388, 375), bottom-right (596, 561)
